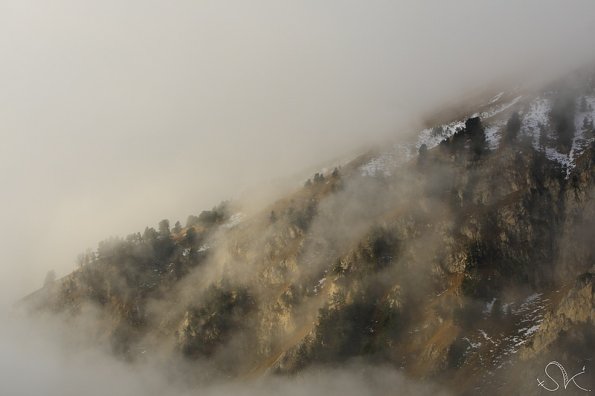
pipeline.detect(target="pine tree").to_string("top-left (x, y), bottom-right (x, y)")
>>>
top-left (142, 227), bottom-right (158, 242)
top-left (173, 221), bottom-right (182, 234)
top-left (503, 112), bottom-right (521, 143)
top-left (158, 219), bottom-right (170, 238)
top-left (313, 173), bottom-right (325, 183)
top-left (418, 143), bottom-right (428, 165)
top-left (466, 117), bottom-right (488, 158)
top-left (185, 227), bottom-right (196, 246)
top-left (550, 94), bottom-right (576, 153)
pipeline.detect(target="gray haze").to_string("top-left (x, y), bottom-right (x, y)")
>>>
top-left (0, 310), bottom-right (450, 396)
top-left (2, 0), bottom-right (595, 302)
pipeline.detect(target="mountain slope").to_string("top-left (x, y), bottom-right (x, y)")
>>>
top-left (22, 70), bottom-right (595, 395)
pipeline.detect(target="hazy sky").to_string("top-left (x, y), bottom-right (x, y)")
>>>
top-left (1, 0), bottom-right (595, 301)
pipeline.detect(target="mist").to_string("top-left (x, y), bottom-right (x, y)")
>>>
top-left (2, 2), bottom-right (595, 395)
top-left (2, 0), bottom-right (595, 300)
top-left (0, 305), bottom-right (451, 396)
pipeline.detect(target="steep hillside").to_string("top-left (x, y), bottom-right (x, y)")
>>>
top-left (22, 71), bottom-right (595, 395)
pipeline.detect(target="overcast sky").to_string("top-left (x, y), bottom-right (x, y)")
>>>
top-left (1, 0), bottom-right (595, 301)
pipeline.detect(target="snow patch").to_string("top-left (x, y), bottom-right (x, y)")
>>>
top-left (483, 298), bottom-right (497, 315)
top-left (515, 292), bottom-right (542, 313)
top-left (222, 213), bottom-right (244, 229)
top-left (488, 92), bottom-right (504, 104)
top-left (521, 97), bottom-right (550, 146)
top-left (360, 116), bottom-right (468, 177)
top-left (313, 277), bottom-right (327, 294)
top-left (416, 120), bottom-right (465, 150)
top-left (485, 121), bottom-right (505, 150)
top-left (570, 95), bottom-right (595, 163)
top-left (479, 329), bottom-right (496, 344)
top-left (464, 337), bottom-right (482, 349)
top-left (520, 96), bottom-right (595, 178)
top-left (520, 324), bottom-right (540, 337)
top-left (475, 96), bottom-right (522, 120)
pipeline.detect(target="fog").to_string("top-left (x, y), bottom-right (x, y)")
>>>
top-left (2, 2), bottom-right (595, 394)
top-left (0, 308), bottom-right (451, 395)
top-left (1, 0), bottom-right (595, 324)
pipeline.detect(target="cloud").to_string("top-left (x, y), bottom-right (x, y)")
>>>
top-left (0, 307), bottom-right (449, 396)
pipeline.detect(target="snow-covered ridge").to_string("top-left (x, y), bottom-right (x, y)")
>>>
top-left (474, 95), bottom-right (523, 120)
top-left (360, 144), bottom-right (413, 177)
top-left (359, 93), bottom-right (594, 179)
top-left (359, 95), bottom-right (521, 177)
top-left (416, 120), bottom-right (466, 150)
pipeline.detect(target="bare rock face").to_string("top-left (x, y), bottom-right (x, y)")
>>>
top-left (521, 274), bottom-right (594, 360)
